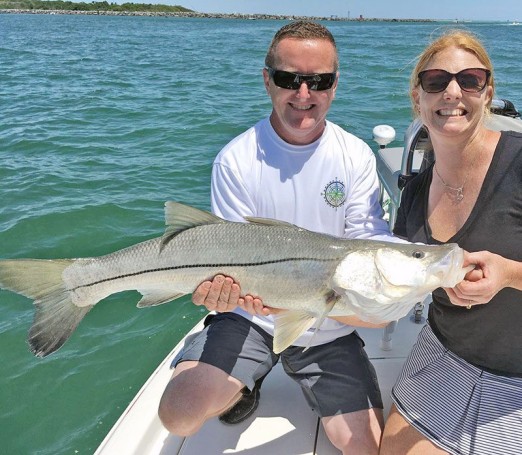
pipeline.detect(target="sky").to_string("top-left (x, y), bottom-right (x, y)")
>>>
top-left (176, 0), bottom-right (522, 22)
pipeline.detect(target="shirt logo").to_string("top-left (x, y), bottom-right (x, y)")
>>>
top-left (322, 179), bottom-right (346, 208)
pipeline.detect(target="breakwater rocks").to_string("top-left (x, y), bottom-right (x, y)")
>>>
top-left (0, 9), bottom-right (434, 22)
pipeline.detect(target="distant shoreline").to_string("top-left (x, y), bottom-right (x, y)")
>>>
top-left (0, 9), bottom-right (436, 22)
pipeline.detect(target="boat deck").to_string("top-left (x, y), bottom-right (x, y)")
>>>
top-left (95, 302), bottom-right (428, 455)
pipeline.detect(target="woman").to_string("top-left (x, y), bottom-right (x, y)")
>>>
top-left (380, 30), bottom-right (522, 454)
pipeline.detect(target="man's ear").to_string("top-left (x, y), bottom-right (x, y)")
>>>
top-left (263, 68), bottom-right (270, 94)
top-left (331, 71), bottom-right (339, 99)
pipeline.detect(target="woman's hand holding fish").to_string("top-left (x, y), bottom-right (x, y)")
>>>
top-left (445, 250), bottom-right (519, 307)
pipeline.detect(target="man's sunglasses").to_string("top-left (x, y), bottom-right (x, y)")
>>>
top-left (417, 68), bottom-right (491, 93)
top-left (266, 67), bottom-right (337, 91)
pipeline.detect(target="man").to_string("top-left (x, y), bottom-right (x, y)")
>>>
top-left (159, 21), bottom-right (392, 454)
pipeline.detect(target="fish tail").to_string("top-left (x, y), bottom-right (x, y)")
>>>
top-left (0, 259), bottom-right (92, 357)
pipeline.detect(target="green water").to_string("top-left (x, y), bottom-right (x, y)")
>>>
top-left (0, 14), bottom-right (521, 453)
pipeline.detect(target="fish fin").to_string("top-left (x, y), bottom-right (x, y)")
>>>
top-left (0, 259), bottom-right (93, 357)
top-left (272, 310), bottom-right (317, 354)
top-left (137, 291), bottom-right (186, 308)
top-left (244, 216), bottom-right (298, 228)
top-left (162, 202), bottom-right (225, 248)
top-left (314, 291), bottom-right (340, 329)
top-left (301, 291), bottom-right (339, 352)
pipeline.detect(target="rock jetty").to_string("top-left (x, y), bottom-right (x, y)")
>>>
top-left (0, 9), bottom-right (434, 22)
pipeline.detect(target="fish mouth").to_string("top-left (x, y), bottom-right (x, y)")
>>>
top-left (428, 245), bottom-right (471, 288)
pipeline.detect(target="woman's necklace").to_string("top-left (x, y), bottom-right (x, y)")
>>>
top-left (433, 164), bottom-right (467, 203)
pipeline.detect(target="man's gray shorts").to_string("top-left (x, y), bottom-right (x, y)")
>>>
top-left (173, 312), bottom-right (383, 418)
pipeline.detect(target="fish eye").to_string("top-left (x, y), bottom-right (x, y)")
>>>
top-left (412, 250), bottom-right (425, 259)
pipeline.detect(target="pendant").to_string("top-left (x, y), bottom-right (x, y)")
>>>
top-left (455, 188), bottom-right (464, 202)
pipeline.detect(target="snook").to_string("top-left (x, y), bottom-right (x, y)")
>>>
top-left (0, 202), bottom-right (469, 357)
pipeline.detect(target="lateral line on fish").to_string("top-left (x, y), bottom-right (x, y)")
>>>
top-left (67, 257), bottom-right (340, 291)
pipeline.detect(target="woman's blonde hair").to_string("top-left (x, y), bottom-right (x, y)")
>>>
top-left (410, 29), bottom-right (495, 115)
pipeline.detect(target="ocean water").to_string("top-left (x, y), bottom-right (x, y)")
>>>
top-left (0, 14), bottom-right (521, 454)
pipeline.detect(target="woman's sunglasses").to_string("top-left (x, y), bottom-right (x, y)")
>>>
top-left (266, 67), bottom-right (337, 91)
top-left (418, 68), bottom-right (491, 93)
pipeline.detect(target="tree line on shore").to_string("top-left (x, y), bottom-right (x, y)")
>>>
top-left (0, 0), bottom-right (193, 12)
top-left (0, 0), bottom-right (436, 21)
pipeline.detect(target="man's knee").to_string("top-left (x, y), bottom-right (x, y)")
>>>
top-left (158, 361), bottom-right (245, 436)
top-left (158, 383), bottom-right (206, 436)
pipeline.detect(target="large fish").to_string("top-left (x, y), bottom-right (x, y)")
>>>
top-left (0, 202), bottom-right (469, 357)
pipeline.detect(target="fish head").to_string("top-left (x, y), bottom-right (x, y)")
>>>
top-left (331, 241), bottom-right (471, 321)
top-left (373, 242), bottom-right (469, 293)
